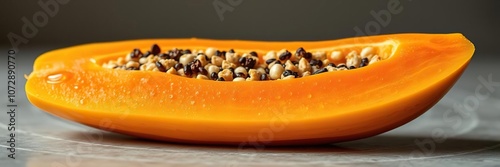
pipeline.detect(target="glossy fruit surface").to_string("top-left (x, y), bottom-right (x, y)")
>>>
top-left (26, 33), bottom-right (474, 145)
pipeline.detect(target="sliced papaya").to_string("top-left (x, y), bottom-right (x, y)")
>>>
top-left (26, 33), bottom-right (474, 145)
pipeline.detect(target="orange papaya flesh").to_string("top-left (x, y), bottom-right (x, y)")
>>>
top-left (26, 33), bottom-right (474, 145)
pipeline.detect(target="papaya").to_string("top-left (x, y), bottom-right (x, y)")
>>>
top-left (25, 33), bottom-right (474, 145)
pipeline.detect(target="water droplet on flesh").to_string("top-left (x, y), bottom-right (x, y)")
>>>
top-left (47, 73), bottom-right (67, 84)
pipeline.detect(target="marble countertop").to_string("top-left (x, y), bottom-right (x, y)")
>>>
top-left (0, 48), bottom-right (499, 167)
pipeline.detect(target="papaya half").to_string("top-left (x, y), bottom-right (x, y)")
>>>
top-left (26, 33), bottom-right (474, 145)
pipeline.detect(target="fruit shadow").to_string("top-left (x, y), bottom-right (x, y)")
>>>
top-left (64, 130), bottom-right (500, 155)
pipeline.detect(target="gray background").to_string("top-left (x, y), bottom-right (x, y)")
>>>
top-left (1, 0), bottom-right (500, 167)
top-left (1, 0), bottom-right (500, 55)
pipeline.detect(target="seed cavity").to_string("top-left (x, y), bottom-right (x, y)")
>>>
top-left (103, 44), bottom-right (385, 81)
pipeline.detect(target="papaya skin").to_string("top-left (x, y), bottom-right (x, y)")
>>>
top-left (26, 33), bottom-right (474, 145)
